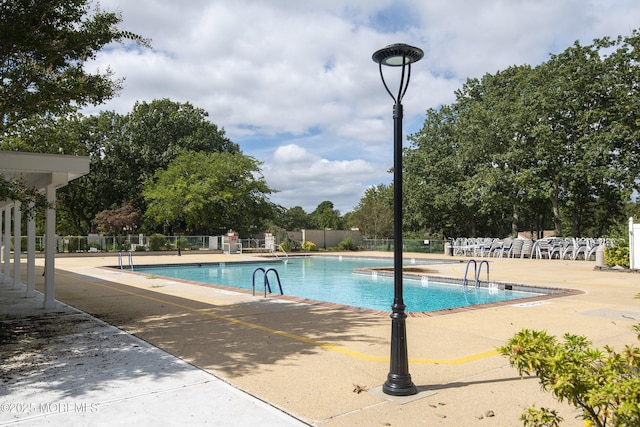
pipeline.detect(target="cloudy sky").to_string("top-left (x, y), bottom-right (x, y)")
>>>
top-left (86, 0), bottom-right (640, 214)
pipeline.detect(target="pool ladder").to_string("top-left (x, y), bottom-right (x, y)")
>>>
top-left (118, 251), bottom-right (133, 270)
top-left (463, 259), bottom-right (489, 289)
top-left (252, 267), bottom-right (284, 297)
top-left (270, 246), bottom-right (289, 261)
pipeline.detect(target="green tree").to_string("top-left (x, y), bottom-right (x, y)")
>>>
top-left (350, 184), bottom-right (393, 238)
top-left (309, 201), bottom-right (343, 230)
top-left (142, 151), bottom-right (276, 235)
top-left (0, 178), bottom-right (48, 218)
top-left (0, 0), bottom-right (147, 217)
top-left (100, 99), bottom-right (240, 218)
top-left (404, 105), bottom-right (480, 237)
top-left (531, 38), bottom-right (629, 237)
top-left (275, 206), bottom-right (312, 231)
top-left (0, 0), bottom-right (149, 136)
top-left (54, 100), bottom-right (240, 234)
top-left (405, 29), bottom-right (640, 238)
top-left (55, 112), bottom-right (125, 234)
top-left (455, 65), bottom-right (541, 237)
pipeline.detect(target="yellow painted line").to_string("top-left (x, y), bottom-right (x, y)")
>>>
top-left (58, 270), bottom-right (499, 365)
top-left (411, 349), bottom-right (500, 365)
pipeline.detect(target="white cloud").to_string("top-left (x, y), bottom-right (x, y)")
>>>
top-left (264, 144), bottom-right (388, 213)
top-left (87, 0), bottom-right (640, 214)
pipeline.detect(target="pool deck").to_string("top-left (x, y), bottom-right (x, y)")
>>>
top-left (1, 251), bottom-right (639, 426)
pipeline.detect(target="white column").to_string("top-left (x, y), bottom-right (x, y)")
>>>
top-left (26, 202), bottom-right (36, 297)
top-left (44, 187), bottom-right (56, 309)
top-left (4, 205), bottom-right (12, 284)
top-left (630, 217), bottom-right (637, 271)
top-left (12, 201), bottom-right (21, 290)
top-left (0, 207), bottom-right (4, 281)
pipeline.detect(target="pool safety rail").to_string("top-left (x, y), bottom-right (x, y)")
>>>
top-left (118, 251), bottom-right (134, 270)
top-left (463, 259), bottom-right (489, 288)
top-left (269, 246), bottom-right (289, 260)
top-left (252, 267), bottom-right (284, 297)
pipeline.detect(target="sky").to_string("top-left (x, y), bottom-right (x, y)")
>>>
top-left (86, 0), bottom-right (640, 214)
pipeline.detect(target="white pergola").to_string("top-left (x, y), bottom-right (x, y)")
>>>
top-left (0, 151), bottom-right (90, 308)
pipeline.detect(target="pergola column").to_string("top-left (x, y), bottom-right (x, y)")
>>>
top-left (0, 151), bottom-right (90, 308)
top-left (43, 186), bottom-right (56, 309)
top-left (3, 205), bottom-right (11, 284)
top-left (26, 201), bottom-right (36, 298)
top-left (12, 201), bottom-right (21, 290)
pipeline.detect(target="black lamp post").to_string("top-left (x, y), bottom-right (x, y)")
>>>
top-left (372, 43), bottom-right (423, 396)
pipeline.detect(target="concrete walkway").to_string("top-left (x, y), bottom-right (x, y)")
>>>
top-left (0, 284), bottom-right (307, 426)
top-left (1, 251), bottom-right (639, 426)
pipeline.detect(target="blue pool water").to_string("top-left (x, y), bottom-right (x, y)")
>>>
top-left (132, 256), bottom-right (542, 313)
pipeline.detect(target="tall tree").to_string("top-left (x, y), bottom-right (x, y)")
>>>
top-left (275, 206), bottom-right (312, 231)
top-left (309, 201), bottom-right (343, 230)
top-left (350, 184), bottom-right (393, 238)
top-left (404, 29), bottom-right (640, 238)
top-left (531, 34), bottom-right (639, 236)
top-left (0, 0), bottom-right (149, 137)
top-left (0, 0), bottom-right (148, 212)
top-left (101, 99), bottom-right (240, 216)
top-left (55, 100), bottom-right (240, 234)
top-left (142, 151), bottom-right (275, 235)
top-left (454, 65), bottom-right (541, 237)
top-left (404, 105), bottom-right (478, 237)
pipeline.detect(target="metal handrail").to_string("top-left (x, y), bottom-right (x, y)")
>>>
top-left (463, 259), bottom-right (489, 288)
top-left (252, 267), bottom-right (284, 296)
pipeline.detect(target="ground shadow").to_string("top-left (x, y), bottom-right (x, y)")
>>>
top-left (1, 265), bottom-right (390, 400)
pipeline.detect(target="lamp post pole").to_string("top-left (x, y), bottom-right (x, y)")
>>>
top-left (372, 43), bottom-right (423, 396)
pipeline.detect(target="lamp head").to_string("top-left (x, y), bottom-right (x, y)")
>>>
top-left (372, 43), bottom-right (424, 66)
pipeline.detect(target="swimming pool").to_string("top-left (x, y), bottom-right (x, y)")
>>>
top-left (129, 256), bottom-right (545, 313)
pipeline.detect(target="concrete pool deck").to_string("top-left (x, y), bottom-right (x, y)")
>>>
top-left (1, 251), bottom-right (639, 426)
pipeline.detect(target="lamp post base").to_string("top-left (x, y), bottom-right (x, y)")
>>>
top-left (383, 309), bottom-right (418, 396)
top-left (383, 373), bottom-right (417, 396)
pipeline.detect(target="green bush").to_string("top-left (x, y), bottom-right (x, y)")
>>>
top-left (134, 245), bottom-right (147, 252)
top-left (499, 321), bottom-right (640, 427)
top-left (604, 246), bottom-right (630, 268)
top-left (301, 241), bottom-right (317, 251)
top-left (278, 239), bottom-right (293, 252)
top-left (337, 237), bottom-right (356, 251)
top-left (148, 234), bottom-right (166, 251)
top-left (176, 237), bottom-right (188, 250)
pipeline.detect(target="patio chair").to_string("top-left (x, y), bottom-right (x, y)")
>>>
top-left (496, 238), bottom-right (513, 257)
top-left (520, 239), bottom-right (533, 258)
top-left (534, 238), bottom-right (563, 259)
top-left (507, 238), bottom-right (524, 258)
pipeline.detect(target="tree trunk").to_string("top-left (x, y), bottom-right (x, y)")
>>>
top-left (550, 180), bottom-right (562, 237)
top-left (511, 202), bottom-right (520, 238)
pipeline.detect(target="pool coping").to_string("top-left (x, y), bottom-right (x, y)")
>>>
top-left (100, 258), bottom-right (584, 318)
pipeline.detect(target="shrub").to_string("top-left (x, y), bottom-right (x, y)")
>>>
top-left (301, 241), bottom-right (317, 251)
top-left (337, 237), bottom-right (356, 251)
top-left (499, 321), bottom-right (640, 427)
top-left (148, 234), bottom-right (166, 251)
top-left (176, 237), bottom-right (188, 250)
top-left (604, 246), bottom-right (630, 268)
top-left (278, 239), bottom-right (293, 252)
top-left (134, 245), bottom-right (147, 252)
